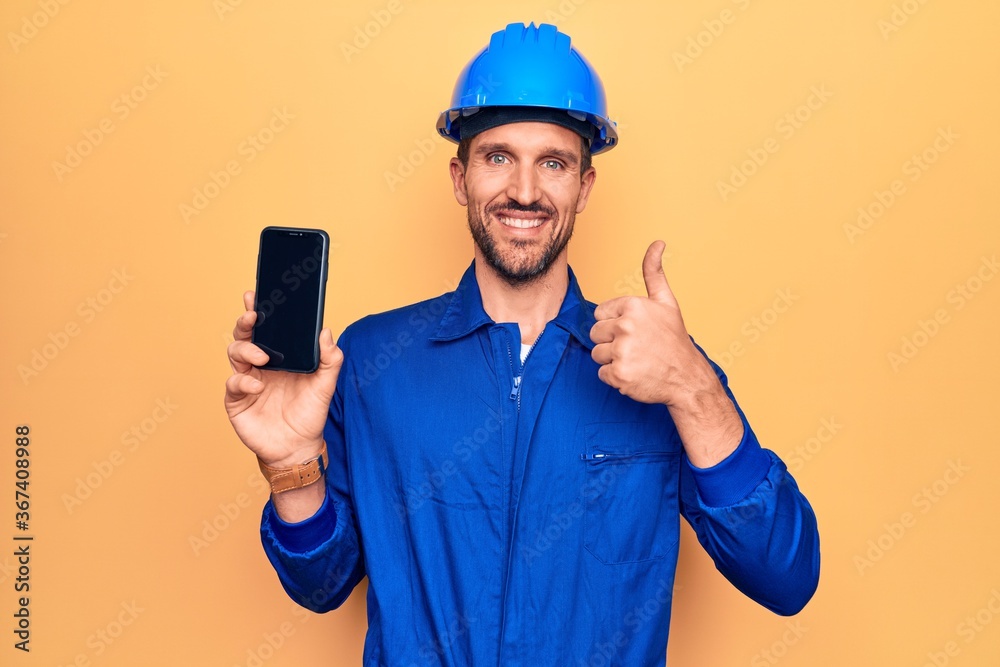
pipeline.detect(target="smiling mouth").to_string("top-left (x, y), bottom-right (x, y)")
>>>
top-left (496, 214), bottom-right (547, 229)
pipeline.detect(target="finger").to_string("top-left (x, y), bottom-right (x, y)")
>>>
top-left (596, 362), bottom-right (619, 389)
top-left (593, 296), bottom-right (630, 321)
top-left (232, 308), bottom-right (258, 342)
top-left (228, 339), bottom-right (269, 374)
top-left (224, 372), bottom-right (264, 403)
top-left (642, 240), bottom-right (676, 305)
top-left (243, 290), bottom-right (255, 312)
top-left (310, 329), bottom-right (344, 403)
top-left (589, 319), bottom-right (616, 345)
top-left (316, 329), bottom-right (343, 373)
top-left (590, 342), bottom-right (614, 366)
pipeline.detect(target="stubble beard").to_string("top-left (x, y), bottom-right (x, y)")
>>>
top-left (467, 202), bottom-right (575, 289)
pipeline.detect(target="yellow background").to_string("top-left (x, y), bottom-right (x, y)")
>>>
top-left (2, 0), bottom-right (999, 665)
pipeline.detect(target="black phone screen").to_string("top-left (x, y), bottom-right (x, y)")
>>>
top-left (251, 226), bottom-right (329, 373)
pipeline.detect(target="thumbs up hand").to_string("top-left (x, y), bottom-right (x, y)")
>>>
top-left (590, 241), bottom-right (745, 466)
top-left (590, 241), bottom-right (699, 405)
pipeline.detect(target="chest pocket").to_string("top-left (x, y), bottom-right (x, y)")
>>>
top-left (581, 421), bottom-right (681, 565)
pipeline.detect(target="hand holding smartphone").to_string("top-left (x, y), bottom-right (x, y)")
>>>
top-left (251, 226), bottom-right (330, 373)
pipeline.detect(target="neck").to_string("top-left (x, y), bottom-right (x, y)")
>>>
top-left (474, 251), bottom-right (569, 345)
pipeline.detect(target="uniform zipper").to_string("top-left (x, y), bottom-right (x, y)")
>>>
top-left (497, 326), bottom-right (546, 665)
top-left (506, 327), bottom-right (545, 411)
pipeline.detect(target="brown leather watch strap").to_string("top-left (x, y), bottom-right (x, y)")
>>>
top-left (257, 443), bottom-right (329, 494)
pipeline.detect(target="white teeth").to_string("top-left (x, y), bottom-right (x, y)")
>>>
top-left (498, 216), bottom-right (545, 229)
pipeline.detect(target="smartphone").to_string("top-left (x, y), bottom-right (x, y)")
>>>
top-left (251, 226), bottom-right (330, 373)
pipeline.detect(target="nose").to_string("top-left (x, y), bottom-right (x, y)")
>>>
top-left (506, 162), bottom-right (541, 206)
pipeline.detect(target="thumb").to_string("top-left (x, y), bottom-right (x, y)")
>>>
top-left (315, 328), bottom-right (343, 388)
top-left (642, 240), bottom-right (673, 303)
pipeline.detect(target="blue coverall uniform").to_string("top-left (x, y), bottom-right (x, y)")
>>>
top-left (260, 261), bottom-right (820, 666)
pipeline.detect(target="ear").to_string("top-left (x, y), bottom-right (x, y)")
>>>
top-left (575, 166), bottom-right (597, 214)
top-left (449, 157), bottom-right (469, 207)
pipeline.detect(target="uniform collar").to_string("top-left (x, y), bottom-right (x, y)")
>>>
top-left (430, 260), bottom-right (597, 350)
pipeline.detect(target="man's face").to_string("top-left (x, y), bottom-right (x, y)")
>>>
top-left (449, 121), bottom-right (597, 287)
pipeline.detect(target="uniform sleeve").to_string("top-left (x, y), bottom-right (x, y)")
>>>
top-left (258, 331), bottom-right (366, 612)
top-left (678, 341), bottom-right (820, 616)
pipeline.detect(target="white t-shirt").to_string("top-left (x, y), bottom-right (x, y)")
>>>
top-left (520, 342), bottom-right (531, 365)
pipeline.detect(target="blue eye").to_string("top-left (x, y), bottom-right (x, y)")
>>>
top-left (489, 154), bottom-right (508, 165)
top-left (543, 160), bottom-right (562, 170)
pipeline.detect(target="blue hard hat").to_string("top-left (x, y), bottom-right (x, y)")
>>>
top-left (437, 22), bottom-right (618, 154)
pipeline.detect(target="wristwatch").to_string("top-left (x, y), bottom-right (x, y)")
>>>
top-left (257, 443), bottom-right (328, 494)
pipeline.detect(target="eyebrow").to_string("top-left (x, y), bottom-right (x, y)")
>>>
top-left (474, 142), bottom-right (580, 167)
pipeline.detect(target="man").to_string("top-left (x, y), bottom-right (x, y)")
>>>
top-left (225, 22), bottom-right (819, 666)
